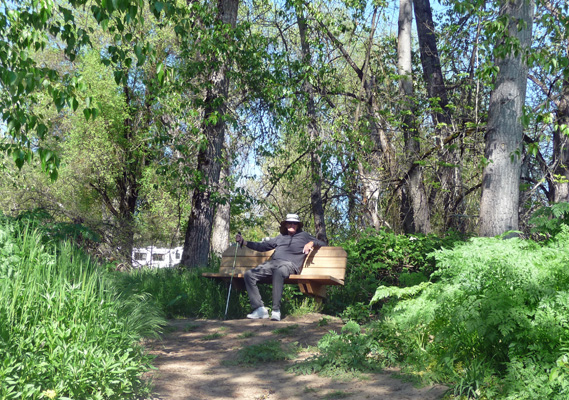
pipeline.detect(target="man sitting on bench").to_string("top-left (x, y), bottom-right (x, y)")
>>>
top-left (235, 214), bottom-right (327, 321)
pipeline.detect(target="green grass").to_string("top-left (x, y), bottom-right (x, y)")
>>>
top-left (323, 390), bottom-right (353, 399)
top-left (237, 331), bottom-right (256, 339)
top-left (228, 339), bottom-right (300, 366)
top-left (0, 219), bottom-right (164, 399)
top-left (272, 324), bottom-right (299, 336)
top-left (114, 266), bottom-right (253, 319)
top-left (202, 332), bottom-right (225, 340)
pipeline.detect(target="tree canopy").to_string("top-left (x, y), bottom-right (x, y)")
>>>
top-left (0, 0), bottom-right (567, 265)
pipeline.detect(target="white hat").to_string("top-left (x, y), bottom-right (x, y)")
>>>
top-left (280, 213), bottom-right (303, 234)
top-left (284, 214), bottom-right (301, 223)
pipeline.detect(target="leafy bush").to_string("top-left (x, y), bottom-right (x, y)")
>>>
top-left (529, 202), bottom-right (569, 237)
top-left (14, 208), bottom-right (101, 245)
top-left (325, 229), bottom-right (464, 314)
top-left (0, 217), bottom-right (163, 399)
top-left (367, 230), bottom-right (569, 398)
top-left (289, 321), bottom-right (381, 377)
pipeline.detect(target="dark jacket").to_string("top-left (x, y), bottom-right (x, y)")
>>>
top-left (246, 231), bottom-right (326, 270)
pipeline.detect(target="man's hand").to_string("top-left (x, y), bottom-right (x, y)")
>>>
top-left (303, 241), bottom-right (314, 254)
top-left (236, 233), bottom-right (246, 247)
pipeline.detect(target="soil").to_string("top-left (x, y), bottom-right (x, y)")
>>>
top-left (145, 313), bottom-right (448, 400)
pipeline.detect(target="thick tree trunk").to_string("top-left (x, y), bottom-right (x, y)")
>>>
top-left (398, 0), bottom-right (431, 234)
top-left (552, 78), bottom-right (569, 203)
top-left (413, 0), bottom-right (463, 231)
top-left (181, 0), bottom-right (239, 267)
top-left (297, 7), bottom-right (328, 244)
top-left (211, 161), bottom-right (231, 256)
top-left (479, 0), bottom-right (534, 236)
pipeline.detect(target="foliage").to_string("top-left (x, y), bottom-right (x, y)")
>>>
top-left (272, 324), bottom-right (299, 336)
top-left (0, 215), bottom-right (163, 399)
top-left (339, 302), bottom-right (371, 325)
top-left (325, 229), bottom-right (464, 314)
top-left (365, 231), bottom-right (569, 398)
top-left (289, 321), bottom-right (381, 378)
top-left (14, 208), bottom-right (101, 246)
top-left (528, 202), bottom-right (569, 237)
top-left (114, 267), bottom-right (252, 319)
top-left (370, 281), bottom-right (432, 305)
top-left (231, 339), bottom-right (300, 365)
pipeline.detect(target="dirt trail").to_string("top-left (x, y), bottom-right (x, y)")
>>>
top-left (145, 313), bottom-right (447, 400)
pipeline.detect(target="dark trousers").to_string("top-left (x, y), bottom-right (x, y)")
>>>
top-left (243, 259), bottom-right (297, 311)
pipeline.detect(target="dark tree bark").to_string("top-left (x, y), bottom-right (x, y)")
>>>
top-left (296, 7), bottom-right (328, 244)
top-left (479, 0), bottom-right (534, 236)
top-left (551, 78), bottom-right (569, 203)
top-left (413, 0), bottom-right (463, 231)
top-left (181, 0), bottom-right (239, 267)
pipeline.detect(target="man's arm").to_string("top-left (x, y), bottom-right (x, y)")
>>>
top-left (302, 233), bottom-right (327, 254)
top-left (235, 233), bottom-right (278, 252)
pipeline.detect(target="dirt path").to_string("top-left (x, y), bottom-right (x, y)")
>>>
top-left (145, 313), bottom-right (447, 400)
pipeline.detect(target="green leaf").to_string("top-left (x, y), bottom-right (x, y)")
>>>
top-left (6, 71), bottom-right (17, 86)
top-left (157, 63), bottom-right (164, 83)
top-left (114, 70), bottom-right (123, 85)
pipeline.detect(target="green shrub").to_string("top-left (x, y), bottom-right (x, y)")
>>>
top-left (529, 202), bottom-right (569, 238)
top-left (289, 321), bottom-right (380, 378)
top-left (324, 229), bottom-right (464, 315)
top-left (0, 218), bottom-right (163, 399)
top-left (367, 230), bottom-right (569, 398)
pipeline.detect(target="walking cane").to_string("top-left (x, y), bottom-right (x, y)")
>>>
top-left (224, 232), bottom-right (241, 320)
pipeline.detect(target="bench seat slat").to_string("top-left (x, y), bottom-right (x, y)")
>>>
top-left (202, 272), bottom-right (343, 286)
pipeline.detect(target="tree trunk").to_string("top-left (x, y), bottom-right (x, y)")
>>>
top-left (211, 161), bottom-right (231, 256)
top-left (479, 0), bottom-right (534, 236)
top-left (413, 0), bottom-right (463, 231)
top-left (296, 7), bottom-right (328, 244)
top-left (552, 78), bottom-right (569, 203)
top-left (399, 0), bottom-right (431, 234)
top-left (181, 0), bottom-right (239, 267)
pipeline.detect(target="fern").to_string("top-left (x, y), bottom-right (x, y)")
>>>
top-left (370, 281), bottom-right (432, 305)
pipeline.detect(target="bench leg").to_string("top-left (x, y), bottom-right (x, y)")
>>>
top-left (229, 279), bottom-right (245, 291)
top-left (297, 283), bottom-right (327, 300)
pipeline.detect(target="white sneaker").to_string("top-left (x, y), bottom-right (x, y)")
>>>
top-left (270, 310), bottom-right (281, 321)
top-left (247, 307), bottom-right (269, 319)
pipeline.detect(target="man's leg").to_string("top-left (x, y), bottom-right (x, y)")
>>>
top-left (271, 261), bottom-right (296, 312)
top-left (244, 262), bottom-right (274, 310)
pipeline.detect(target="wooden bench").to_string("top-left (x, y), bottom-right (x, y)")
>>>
top-left (202, 246), bottom-right (347, 300)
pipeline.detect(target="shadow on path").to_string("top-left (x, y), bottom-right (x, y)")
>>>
top-left (145, 313), bottom-right (447, 400)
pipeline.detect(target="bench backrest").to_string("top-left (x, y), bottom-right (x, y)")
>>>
top-left (219, 245), bottom-right (347, 281)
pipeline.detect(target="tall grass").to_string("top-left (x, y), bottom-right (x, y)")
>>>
top-left (0, 220), bottom-right (164, 399)
top-left (116, 266), bottom-right (324, 320)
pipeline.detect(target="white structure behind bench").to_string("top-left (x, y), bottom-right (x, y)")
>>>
top-left (132, 246), bottom-right (183, 268)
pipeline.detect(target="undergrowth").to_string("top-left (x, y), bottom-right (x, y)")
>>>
top-left (289, 321), bottom-right (382, 379)
top-left (229, 339), bottom-right (300, 365)
top-left (0, 216), bottom-right (163, 399)
top-left (324, 229), bottom-right (464, 317)
top-left (366, 229), bottom-right (569, 398)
